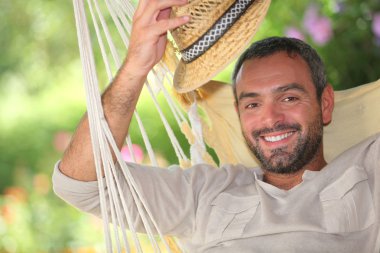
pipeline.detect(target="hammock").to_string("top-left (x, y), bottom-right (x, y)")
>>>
top-left (72, 0), bottom-right (380, 252)
top-left (73, 0), bottom-right (213, 251)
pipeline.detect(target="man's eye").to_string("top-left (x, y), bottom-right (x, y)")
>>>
top-left (245, 103), bottom-right (259, 109)
top-left (283, 97), bottom-right (298, 102)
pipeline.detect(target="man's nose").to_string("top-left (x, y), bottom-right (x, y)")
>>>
top-left (260, 104), bottom-right (285, 128)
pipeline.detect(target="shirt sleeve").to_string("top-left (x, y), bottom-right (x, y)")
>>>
top-left (52, 160), bottom-right (237, 238)
top-left (52, 161), bottom-right (103, 214)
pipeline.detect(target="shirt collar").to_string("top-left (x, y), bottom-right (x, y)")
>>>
top-left (253, 169), bottom-right (321, 196)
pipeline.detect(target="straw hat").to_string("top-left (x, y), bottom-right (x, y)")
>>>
top-left (170, 0), bottom-right (271, 93)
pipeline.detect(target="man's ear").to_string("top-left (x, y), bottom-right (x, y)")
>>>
top-left (321, 84), bottom-right (334, 126)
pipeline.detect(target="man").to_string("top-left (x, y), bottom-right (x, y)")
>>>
top-left (53, 0), bottom-right (380, 252)
top-left (232, 37), bottom-right (334, 190)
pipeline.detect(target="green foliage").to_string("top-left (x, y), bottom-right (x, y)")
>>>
top-left (309, 0), bottom-right (380, 89)
top-left (0, 0), bottom-right (78, 95)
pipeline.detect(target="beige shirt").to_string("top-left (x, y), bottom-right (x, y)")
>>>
top-left (53, 134), bottom-right (380, 253)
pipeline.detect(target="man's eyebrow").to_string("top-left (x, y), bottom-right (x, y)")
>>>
top-left (238, 83), bottom-right (308, 101)
top-left (238, 91), bottom-right (259, 101)
top-left (274, 83), bottom-right (307, 94)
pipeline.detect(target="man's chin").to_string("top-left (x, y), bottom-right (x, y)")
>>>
top-left (259, 155), bottom-right (301, 174)
top-left (262, 165), bottom-right (302, 175)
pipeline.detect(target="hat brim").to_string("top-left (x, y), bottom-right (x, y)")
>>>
top-left (173, 0), bottom-right (271, 93)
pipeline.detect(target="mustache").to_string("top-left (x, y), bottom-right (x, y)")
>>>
top-left (252, 123), bottom-right (302, 139)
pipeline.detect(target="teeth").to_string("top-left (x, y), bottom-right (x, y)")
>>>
top-left (264, 132), bottom-right (293, 142)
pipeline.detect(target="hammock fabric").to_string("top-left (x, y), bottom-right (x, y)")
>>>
top-left (184, 79), bottom-right (380, 168)
top-left (72, 0), bottom-right (380, 252)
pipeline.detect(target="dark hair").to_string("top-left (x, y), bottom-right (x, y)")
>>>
top-left (232, 36), bottom-right (327, 102)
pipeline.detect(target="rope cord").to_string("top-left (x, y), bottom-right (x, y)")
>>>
top-left (87, 0), bottom-right (113, 79)
top-left (103, 0), bottom-right (130, 49)
top-left (73, 0), bottom-right (113, 251)
top-left (134, 111), bottom-right (159, 166)
top-left (145, 80), bottom-right (188, 162)
top-left (91, 0), bottom-right (122, 67)
top-left (85, 2), bottom-right (146, 250)
top-left (73, 0), bottom-right (214, 251)
top-left (152, 67), bottom-right (187, 126)
top-left (106, 0), bottom-right (132, 42)
top-left (159, 63), bottom-right (188, 123)
top-left (102, 134), bottom-right (141, 253)
top-left (88, 0), bottom-right (160, 168)
top-left (102, 121), bottom-right (173, 253)
top-left (188, 100), bottom-right (207, 165)
top-left (87, 3), bottom-right (165, 250)
top-left (75, 0), bottom-right (161, 251)
top-left (89, 0), bottom-right (165, 169)
top-left (126, 135), bottom-right (137, 163)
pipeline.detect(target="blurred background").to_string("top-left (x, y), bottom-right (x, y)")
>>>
top-left (1, 0), bottom-right (380, 252)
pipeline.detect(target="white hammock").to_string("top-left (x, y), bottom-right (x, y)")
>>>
top-left (73, 0), bottom-right (212, 252)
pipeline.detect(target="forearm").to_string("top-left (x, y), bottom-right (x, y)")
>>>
top-left (59, 60), bottom-right (146, 181)
top-left (57, 0), bottom-right (189, 182)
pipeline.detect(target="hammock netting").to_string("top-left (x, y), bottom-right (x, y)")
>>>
top-left (73, 0), bottom-right (217, 251)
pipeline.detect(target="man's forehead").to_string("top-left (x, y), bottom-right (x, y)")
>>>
top-left (236, 53), bottom-right (311, 88)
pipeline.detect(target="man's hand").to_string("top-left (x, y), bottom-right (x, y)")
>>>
top-left (124, 0), bottom-right (189, 78)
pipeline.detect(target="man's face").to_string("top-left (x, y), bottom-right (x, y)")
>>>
top-left (235, 52), bottom-right (332, 174)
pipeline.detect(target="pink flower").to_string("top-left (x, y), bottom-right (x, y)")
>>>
top-left (372, 13), bottom-right (380, 38)
top-left (304, 5), bottom-right (319, 31)
top-left (285, 27), bottom-right (305, 41)
top-left (121, 144), bottom-right (144, 163)
top-left (304, 5), bottom-right (333, 45)
top-left (309, 17), bottom-right (333, 45)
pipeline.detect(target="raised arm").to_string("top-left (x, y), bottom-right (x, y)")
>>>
top-left (59, 0), bottom-right (189, 181)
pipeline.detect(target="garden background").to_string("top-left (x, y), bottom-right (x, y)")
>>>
top-left (1, 0), bottom-right (380, 252)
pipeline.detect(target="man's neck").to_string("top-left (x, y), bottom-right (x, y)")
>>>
top-left (263, 158), bottom-right (327, 190)
top-left (263, 170), bottom-right (306, 190)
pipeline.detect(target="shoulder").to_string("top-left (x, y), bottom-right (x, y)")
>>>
top-left (329, 133), bottom-right (380, 173)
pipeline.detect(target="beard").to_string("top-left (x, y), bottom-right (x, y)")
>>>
top-left (244, 115), bottom-right (323, 174)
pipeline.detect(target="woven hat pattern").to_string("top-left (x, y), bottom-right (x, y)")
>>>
top-left (170, 0), bottom-right (271, 93)
top-left (171, 0), bottom-right (235, 50)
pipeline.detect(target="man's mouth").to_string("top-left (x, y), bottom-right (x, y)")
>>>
top-left (262, 131), bottom-right (295, 143)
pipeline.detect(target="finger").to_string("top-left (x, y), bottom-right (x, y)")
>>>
top-left (156, 0), bottom-right (188, 12)
top-left (135, 14), bottom-right (188, 45)
top-left (134, 0), bottom-right (148, 17)
top-left (138, 0), bottom-right (188, 24)
top-left (144, 15), bottom-right (190, 39)
top-left (156, 15), bottom-right (190, 33)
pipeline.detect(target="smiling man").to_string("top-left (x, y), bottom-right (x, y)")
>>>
top-left (232, 37), bottom-right (334, 190)
top-left (52, 3), bottom-right (380, 250)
